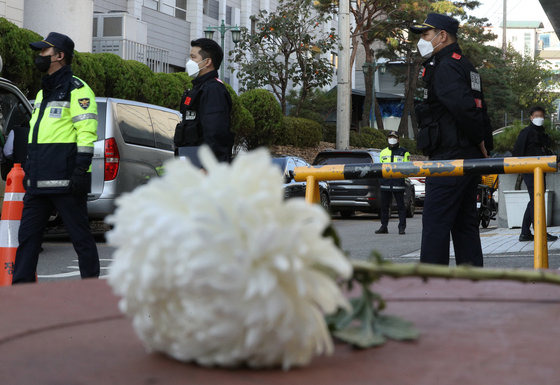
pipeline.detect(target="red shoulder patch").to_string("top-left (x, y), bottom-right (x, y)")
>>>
top-left (422, 67), bottom-right (426, 77)
top-left (215, 78), bottom-right (224, 84)
top-left (184, 96), bottom-right (192, 106)
top-left (452, 53), bottom-right (462, 60)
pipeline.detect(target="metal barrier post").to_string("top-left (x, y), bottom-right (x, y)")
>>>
top-left (305, 176), bottom-right (320, 204)
top-left (533, 167), bottom-right (548, 269)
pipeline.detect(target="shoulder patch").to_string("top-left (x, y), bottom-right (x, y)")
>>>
top-left (71, 77), bottom-right (84, 89)
top-left (214, 77), bottom-right (224, 84)
top-left (452, 52), bottom-right (462, 60)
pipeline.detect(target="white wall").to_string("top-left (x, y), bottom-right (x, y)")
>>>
top-left (0, 0), bottom-right (24, 27)
top-left (24, 0), bottom-right (94, 52)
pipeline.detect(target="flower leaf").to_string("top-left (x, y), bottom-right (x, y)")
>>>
top-left (373, 314), bottom-right (420, 341)
top-left (333, 326), bottom-right (386, 349)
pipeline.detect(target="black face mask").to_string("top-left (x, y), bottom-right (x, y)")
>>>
top-left (34, 55), bottom-right (52, 72)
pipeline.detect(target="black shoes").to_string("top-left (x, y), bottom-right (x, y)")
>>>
top-left (375, 227), bottom-right (388, 234)
top-left (519, 233), bottom-right (533, 242)
top-left (399, 229), bottom-right (406, 235)
top-left (518, 233), bottom-right (558, 242)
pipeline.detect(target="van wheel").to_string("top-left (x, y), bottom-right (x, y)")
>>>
top-left (320, 192), bottom-right (330, 212)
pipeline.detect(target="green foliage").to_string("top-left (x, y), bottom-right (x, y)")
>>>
top-left (73, 52), bottom-right (106, 96)
top-left (230, 0), bottom-right (336, 114)
top-left (0, 17), bottom-right (42, 97)
top-left (350, 127), bottom-right (387, 149)
top-left (239, 89), bottom-right (282, 149)
top-left (287, 88), bottom-right (337, 123)
top-left (225, 83), bottom-right (255, 147)
top-left (279, 116), bottom-right (322, 147)
top-left (323, 123), bottom-right (337, 143)
top-left (114, 60), bottom-right (155, 102)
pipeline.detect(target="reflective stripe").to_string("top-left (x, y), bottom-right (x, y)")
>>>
top-left (72, 113), bottom-right (98, 123)
top-left (47, 101), bottom-right (70, 108)
top-left (0, 220), bottom-right (20, 248)
top-left (37, 180), bottom-right (70, 188)
top-left (78, 146), bottom-right (94, 154)
top-left (3, 193), bottom-right (25, 202)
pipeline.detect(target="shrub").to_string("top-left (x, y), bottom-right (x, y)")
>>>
top-left (0, 18), bottom-right (42, 97)
top-left (114, 60), bottom-right (155, 102)
top-left (73, 52), bottom-right (106, 96)
top-left (225, 83), bottom-right (254, 148)
top-left (350, 127), bottom-right (387, 149)
top-left (493, 120), bottom-right (560, 155)
top-left (239, 89), bottom-right (282, 149)
top-left (323, 123), bottom-right (336, 143)
top-left (280, 116), bottom-right (322, 147)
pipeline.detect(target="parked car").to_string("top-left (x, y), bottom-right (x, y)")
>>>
top-left (409, 177), bottom-right (426, 206)
top-left (0, 76), bottom-right (181, 220)
top-left (271, 156), bottom-right (330, 211)
top-left (312, 149), bottom-right (415, 218)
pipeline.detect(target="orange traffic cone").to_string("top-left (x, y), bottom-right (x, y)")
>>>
top-left (0, 164), bottom-right (25, 286)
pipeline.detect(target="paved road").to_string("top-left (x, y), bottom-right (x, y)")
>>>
top-left (34, 208), bottom-right (559, 282)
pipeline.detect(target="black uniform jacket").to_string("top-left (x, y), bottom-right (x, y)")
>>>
top-left (174, 70), bottom-right (234, 162)
top-left (512, 123), bottom-right (554, 157)
top-left (418, 43), bottom-right (493, 160)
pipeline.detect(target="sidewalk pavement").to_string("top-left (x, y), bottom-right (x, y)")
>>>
top-left (401, 226), bottom-right (560, 257)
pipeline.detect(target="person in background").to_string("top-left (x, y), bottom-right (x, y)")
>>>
top-left (512, 106), bottom-right (558, 242)
top-left (375, 131), bottom-right (410, 235)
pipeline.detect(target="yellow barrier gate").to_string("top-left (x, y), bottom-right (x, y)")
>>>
top-left (293, 156), bottom-right (558, 270)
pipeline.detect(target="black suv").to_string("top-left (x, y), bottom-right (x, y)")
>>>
top-left (312, 150), bottom-right (415, 218)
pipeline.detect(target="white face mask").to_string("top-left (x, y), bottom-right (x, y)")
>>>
top-left (532, 117), bottom-right (545, 127)
top-left (417, 31), bottom-right (442, 59)
top-left (186, 59), bottom-right (206, 78)
top-left (388, 138), bottom-right (398, 145)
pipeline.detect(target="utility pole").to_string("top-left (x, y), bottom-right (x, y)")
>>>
top-left (502, 0), bottom-right (507, 58)
top-left (337, 0), bottom-right (351, 149)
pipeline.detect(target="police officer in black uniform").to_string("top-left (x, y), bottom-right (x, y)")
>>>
top-left (513, 106), bottom-right (558, 242)
top-left (411, 13), bottom-right (493, 267)
top-left (174, 38), bottom-right (233, 163)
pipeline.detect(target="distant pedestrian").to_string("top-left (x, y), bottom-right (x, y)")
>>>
top-left (12, 32), bottom-right (100, 283)
top-left (411, 13), bottom-right (493, 267)
top-left (174, 38), bottom-right (234, 163)
top-left (512, 106), bottom-right (558, 242)
top-left (375, 131), bottom-right (410, 235)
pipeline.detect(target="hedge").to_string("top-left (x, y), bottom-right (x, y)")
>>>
top-left (239, 89), bottom-right (283, 149)
top-left (280, 116), bottom-right (322, 147)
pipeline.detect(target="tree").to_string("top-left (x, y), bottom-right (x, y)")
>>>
top-left (230, 0), bottom-right (337, 115)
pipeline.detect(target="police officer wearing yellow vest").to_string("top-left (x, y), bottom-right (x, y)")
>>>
top-left (411, 14), bottom-right (492, 267)
top-left (375, 131), bottom-right (410, 235)
top-left (12, 32), bottom-right (100, 283)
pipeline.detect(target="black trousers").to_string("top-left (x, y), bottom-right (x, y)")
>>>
top-left (420, 175), bottom-right (482, 267)
top-left (379, 189), bottom-right (406, 230)
top-left (13, 193), bottom-right (100, 283)
top-left (521, 173), bottom-right (547, 235)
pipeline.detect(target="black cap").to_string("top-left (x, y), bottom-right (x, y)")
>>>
top-left (387, 131), bottom-right (399, 138)
top-left (30, 32), bottom-right (75, 56)
top-left (410, 13), bottom-right (459, 35)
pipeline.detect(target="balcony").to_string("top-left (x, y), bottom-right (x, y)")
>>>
top-left (92, 38), bottom-right (170, 73)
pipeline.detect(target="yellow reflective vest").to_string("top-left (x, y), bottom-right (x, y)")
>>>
top-left (26, 69), bottom-right (97, 194)
top-left (379, 146), bottom-right (410, 190)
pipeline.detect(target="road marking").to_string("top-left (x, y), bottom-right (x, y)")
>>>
top-left (38, 271), bottom-right (80, 278)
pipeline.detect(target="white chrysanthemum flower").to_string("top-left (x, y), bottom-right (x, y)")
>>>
top-left (107, 146), bottom-right (352, 370)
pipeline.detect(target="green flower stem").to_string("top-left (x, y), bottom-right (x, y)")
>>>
top-left (352, 260), bottom-right (560, 285)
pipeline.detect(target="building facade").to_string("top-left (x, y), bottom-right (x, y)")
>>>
top-left (0, 0), bottom-right (23, 27)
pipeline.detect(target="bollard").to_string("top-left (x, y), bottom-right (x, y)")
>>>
top-left (533, 167), bottom-right (548, 269)
top-left (0, 164), bottom-right (25, 286)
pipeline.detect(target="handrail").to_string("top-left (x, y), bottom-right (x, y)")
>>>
top-left (293, 156), bottom-right (558, 270)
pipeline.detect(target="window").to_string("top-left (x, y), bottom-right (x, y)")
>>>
top-left (144, 0), bottom-right (186, 20)
top-left (226, 6), bottom-right (232, 25)
top-left (540, 34), bottom-right (550, 49)
top-left (148, 109), bottom-right (180, 151)
top-left (92, 18), bottom-right (98, 38)
top-left (103, 17), bottom-right (123, 37)
top-left (117, 104), bottom-right (155, 147)
top-left (203, 0), bottom-right (219, 19)
top-left (524, 32), bottom-right (532, 54)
